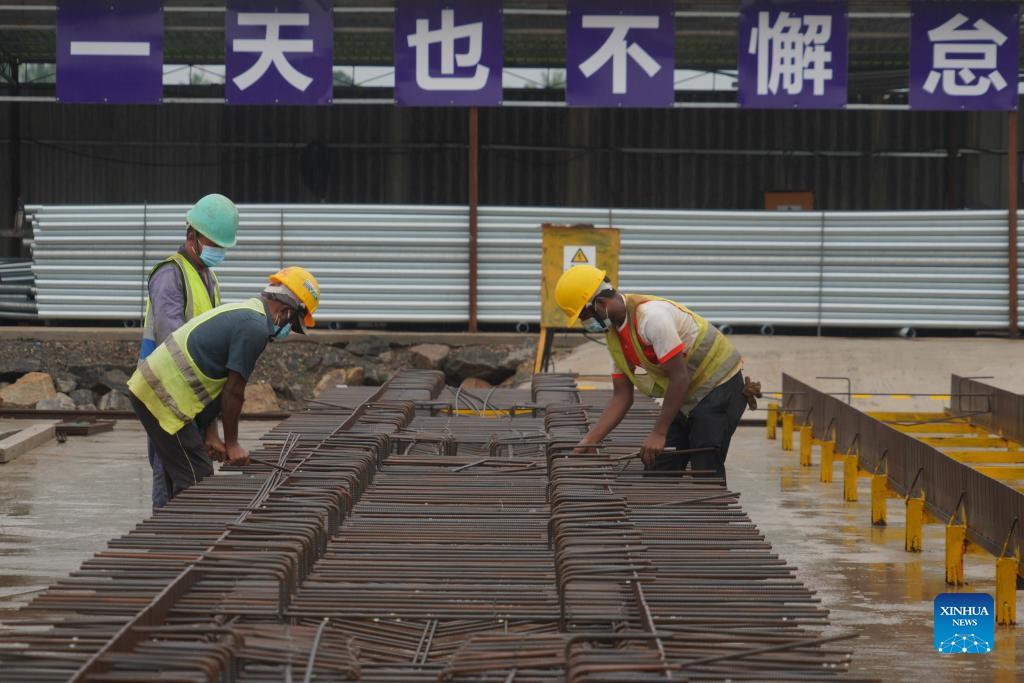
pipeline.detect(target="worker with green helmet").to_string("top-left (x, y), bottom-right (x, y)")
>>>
top-left (554, 264), bottom-right (761, 484)
top-left (138, 193), bottom-right (239, 509)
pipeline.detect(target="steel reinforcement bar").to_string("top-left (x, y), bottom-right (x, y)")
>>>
top-left (2, 372), bottom-right (867, 681)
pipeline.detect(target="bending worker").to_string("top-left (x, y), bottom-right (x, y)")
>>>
top-left (140, 193), bottom-right (238, 510)
top-left (556, 264), bottom-right (760, 481)
top-left (128, 267), bottom-right (321, 501)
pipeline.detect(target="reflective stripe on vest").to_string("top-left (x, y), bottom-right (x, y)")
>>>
top-left (140, 253), bottom-right (221, 351)
top-left (129, 298), bottom-right (265, 434)
top-left (606, 293), bottom-right (742, 415)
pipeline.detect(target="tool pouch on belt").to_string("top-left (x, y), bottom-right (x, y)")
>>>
top-left (742, 376), bottom-right (762, 411)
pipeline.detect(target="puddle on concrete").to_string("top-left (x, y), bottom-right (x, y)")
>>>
top-left (730, 427), bottom-right (1022, 682)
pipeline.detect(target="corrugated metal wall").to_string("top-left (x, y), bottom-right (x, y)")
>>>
top-left (28, 204), bottom-right (1020, 331)
top-left (0, 95), bottom-right (1017, 253)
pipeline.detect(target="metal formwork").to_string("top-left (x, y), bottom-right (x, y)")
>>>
top-left (0, 371), bottom-right (865, 681)
top-left (782, 373), bottom-right (1024, 569)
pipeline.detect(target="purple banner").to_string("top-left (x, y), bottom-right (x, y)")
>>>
top-left (566, 0), bottom-right (674, 107)
top-left (56, 0), bottom-right (163, 104)
top-left (738, 0), bottom-right (847, 109)
top-left (394, 0), bottom-right (503, 107)
top-left (910, 2), bottom-right (1019, 111)
top-left (225, 0), bottom-right (333, 105)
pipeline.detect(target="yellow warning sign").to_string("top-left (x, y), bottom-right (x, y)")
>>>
top-left (541, 225), bottom-right (620, 328)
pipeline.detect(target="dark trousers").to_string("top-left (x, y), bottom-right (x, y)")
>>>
top-left (652, 372), bottom-right (747, 485)
top-left (131, 393), bottom-right (219, 503)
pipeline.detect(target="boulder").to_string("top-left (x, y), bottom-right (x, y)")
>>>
top-left (347, 336), bottom-right (390, 358)
top-left (410, 343), bottom-right (450, 370)
top-left (459, 377), bottom-right (493, 391)
top-left (98, 368), bottom-right (130, 395)
top-left (443, 346), bottom-right (508, 384)
top-left (77, 403), bottom-right (98, 412)
top-left (501, 345), bottom-right (535, 372)
top-left (54, 372), bottom-right (78, 394)
top-left (98, 390), bottom-right (132, 411)
top-left (70, 388), bottom-right (98, 407)
top-left (0, 355), bottom-right (43, 379)
top-left (314, 369), bottom-right (350, 397)
top-left (0, 372), bottom-right (57, 407)
top-left (244, 383), bottom-right (281, 413)
top-left (362, 365), bottom-right (384, 386)
top-left (36, 392), bottom-right (77, 411)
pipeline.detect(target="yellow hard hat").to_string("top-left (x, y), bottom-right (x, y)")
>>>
top-left (268, 266), bottom-right (320, 329)
top-left (555, 264), bottom-right (607, 325)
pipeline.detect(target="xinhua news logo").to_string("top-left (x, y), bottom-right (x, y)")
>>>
top-left (934, 593), bottom-right (994, 654)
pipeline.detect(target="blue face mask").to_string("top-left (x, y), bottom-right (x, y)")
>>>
top-left (273, 322), bottom-right (292, 341)
top-left (582, 315), bottom-right (610, 333)
top-left (199, 245), bottom-right (226, 268)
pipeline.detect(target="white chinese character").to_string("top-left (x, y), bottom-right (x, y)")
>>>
top-left (232, 13), bottom-right (314, 92)
top-left (406, 9), bottom-right (489, 91)
top-left (578, 15), bottom-right (662, 94)
top-left (923, 13), bottom-right (1007, 97)
top-left (748, 11), bottom-right (833, 96)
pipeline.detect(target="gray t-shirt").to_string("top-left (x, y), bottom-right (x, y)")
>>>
top-left (186, 299), bottom-right (274, 381)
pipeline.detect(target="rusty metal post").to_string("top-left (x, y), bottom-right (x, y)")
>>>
top-left (468, 106), bottom-right (480, 333)
top-left (1009, 109), bottom-right (1019, 337)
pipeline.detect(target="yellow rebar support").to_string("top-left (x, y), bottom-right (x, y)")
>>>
top-left (888, 423), bottom-right (980, 435)
top-left (974, 465), bottom-right (1024, 480)
top-left (870, 473), bottom-right (887, 525)
top-left (920, 436), bottom-right (1012, 448)
top-left (945, 523), bottom-right (967, 585)
top-left (819, 440), bottom-right (835, 483)
top-left (781, 413), bottom-right (794, 451)
top-left (942, 451), bottom-right (1024, 464)
top-left (799, 425), bottom-right (813, 466)
top-left (996, 555), bottom-right (1019, 625)
top-left (843, 453), bottom-right (858, 501)
top-left (766, 403), bottom-right (778, 440)
top-left (905, 493), bottom-right (925, 552)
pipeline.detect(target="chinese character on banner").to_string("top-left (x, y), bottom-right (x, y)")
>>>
top-left (225, 0), bottom-right (333, 105)
top-left (566, 0), bottom-right (675, 107)
top-left (738, 0), bottom-right (847, 109)
top-left (394, 0), bottom-right (503, 107)
top-left (56, 0), bottom-right (163, 104)
top-left (910, 1), bottom-right (1019, 110)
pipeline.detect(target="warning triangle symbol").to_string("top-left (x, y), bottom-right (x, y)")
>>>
top-left (571, 248), bottom-right (589, 264)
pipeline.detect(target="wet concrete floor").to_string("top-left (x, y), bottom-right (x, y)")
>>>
top-left (729, 426), bottom-right (1023, 682)
top-left (1, 421), bottom-right (1022, 680)
top-left (0, 420), bottom-right (266, 619)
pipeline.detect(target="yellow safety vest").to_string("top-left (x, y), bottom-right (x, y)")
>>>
top-left (141, 253), bottom-right (221, 351)
top-left (606, 293), bottom-right (742, 415)
top-left (129, 298), bottom-right (266, 435)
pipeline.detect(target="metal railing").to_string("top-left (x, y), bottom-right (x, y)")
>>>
top-left (26, 204), bottom-right (1021, 330)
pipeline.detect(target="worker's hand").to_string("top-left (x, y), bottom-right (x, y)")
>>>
top-left (205, 433), bottom-right (226, 461)
top-left (742, 376), bottom-right (763, 411)
top-left (639, 432), bottom-right (666, 467)
top-left (573, 439), bottom-right (599, 456)
top-left (224, 442), bottom-right (250, 466)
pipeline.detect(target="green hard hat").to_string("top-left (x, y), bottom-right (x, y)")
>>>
top-left (185, 193), bottom-right (239, 248)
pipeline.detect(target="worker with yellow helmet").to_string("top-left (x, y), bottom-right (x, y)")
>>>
top-left (555, 264), bottom-right (760, 482)
top-left (128, 266), bottom-right (321, 501)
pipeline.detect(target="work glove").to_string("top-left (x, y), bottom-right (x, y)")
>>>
top-left (742, 376), bottom-right (762, 411)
